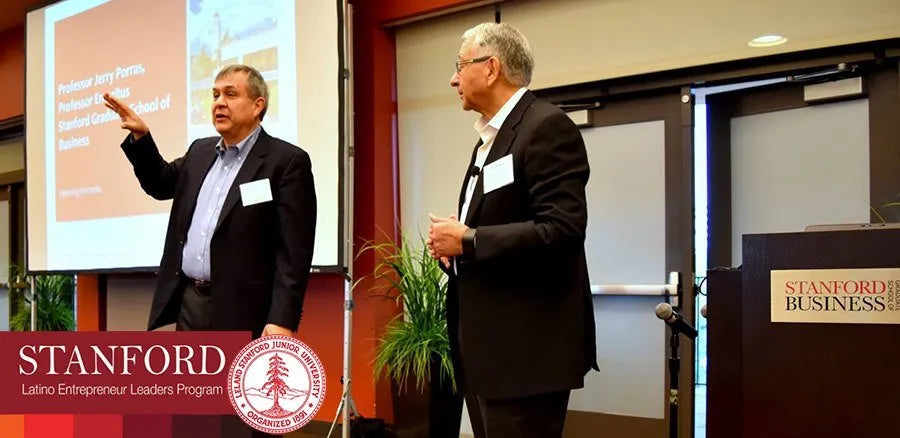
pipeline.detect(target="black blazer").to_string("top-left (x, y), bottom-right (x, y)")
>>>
top-left (448, 91), bottom-right (598, 400)
top-left (121, 128), bottom-right (316, 338)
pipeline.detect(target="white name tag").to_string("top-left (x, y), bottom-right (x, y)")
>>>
top-left (239, 178), bottom-right (273, 206)
top-left (482, 154), bottom-right (514, 194)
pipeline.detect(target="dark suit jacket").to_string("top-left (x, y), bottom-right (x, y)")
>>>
top-left (121, 127), bottom-right (316, 338)
top-left (448, 90), bottom-right (598, 400)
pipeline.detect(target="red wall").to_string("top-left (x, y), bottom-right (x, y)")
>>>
top-left (348, 0), bottom-right (401, 420)
top-left (0, 25), bottom-right (24, 120)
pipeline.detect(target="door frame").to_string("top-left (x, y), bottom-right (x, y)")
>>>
top-left (537, 88), bottom-right (696, 438)
top-left (592, 89), bottom-right (696, 438)
top-left (705, 60), bottom-right (900, 269)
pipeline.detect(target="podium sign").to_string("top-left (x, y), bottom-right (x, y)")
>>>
top-left (771, 268), bottom-right (900, 324)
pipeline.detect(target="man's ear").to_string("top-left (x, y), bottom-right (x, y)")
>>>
top-left (254, 97), bottom-right (266, 118)
top-left (486, 57), bottom-right (501, 85)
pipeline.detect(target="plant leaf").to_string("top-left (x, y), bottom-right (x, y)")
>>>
top-left (361, 232), bottom-right (456, 393)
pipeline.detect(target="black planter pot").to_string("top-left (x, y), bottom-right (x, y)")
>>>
top-left (427, 356), bottom-right (462, 438)
top-left (391, 356), bottom-right (463, 438)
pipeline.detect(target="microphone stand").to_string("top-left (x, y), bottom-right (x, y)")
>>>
top-left (668, 327), bottom-right (681, 438)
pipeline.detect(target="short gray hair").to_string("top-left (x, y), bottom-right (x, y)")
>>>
top-left (216, 64), bottom-right (270, 120)
top-left (462, 23), bottom-right (534, 87)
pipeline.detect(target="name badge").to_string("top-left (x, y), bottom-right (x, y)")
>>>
top-left (239, 179), bottom-right (273, 206)
top-left (482, 154), bottom-right (514, 194)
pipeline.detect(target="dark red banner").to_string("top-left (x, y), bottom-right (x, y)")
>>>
top-left (0, 331), bottom-right (251, 414)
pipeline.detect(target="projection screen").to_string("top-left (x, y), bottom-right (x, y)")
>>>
top-left (25, 0), bottom-right (343, 273)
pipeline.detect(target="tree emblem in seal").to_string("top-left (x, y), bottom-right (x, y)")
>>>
top-left (227, 335), bottom-right (325, 434)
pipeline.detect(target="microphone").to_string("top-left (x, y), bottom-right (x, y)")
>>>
top-left (469, 165), bottom-right (481, 177)
top-left (655, 302), bottom-right (698, 339)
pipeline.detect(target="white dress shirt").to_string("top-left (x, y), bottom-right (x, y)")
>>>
top-left (454, 87), bottom-right (528, 275)
top-left (459, 87), bottom-right (528, 224)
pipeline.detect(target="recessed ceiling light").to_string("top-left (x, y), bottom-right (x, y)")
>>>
top-left (749, 35), bottom-right (787, 47)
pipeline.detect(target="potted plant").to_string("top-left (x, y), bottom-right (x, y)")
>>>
top-left (360, 235), bottom-right (462, 438)
top-left (8, 264), bottom-right (75, 331)
top-left (872, 198), bottom-right (900, 224)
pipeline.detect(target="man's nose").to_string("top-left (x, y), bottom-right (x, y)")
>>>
top-left (450, 72), bottom-right (459, 87)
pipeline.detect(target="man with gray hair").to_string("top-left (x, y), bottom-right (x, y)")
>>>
top-left (103, 64), bottom-right (317, 349)
top-left (428, 22), bottom-right (597, 437)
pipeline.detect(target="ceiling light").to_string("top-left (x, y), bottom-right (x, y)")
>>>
top-left (749, 35), bottom-right (787, 47)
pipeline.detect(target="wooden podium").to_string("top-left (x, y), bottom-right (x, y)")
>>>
top-left (706, 229), bottom-right (900, 438)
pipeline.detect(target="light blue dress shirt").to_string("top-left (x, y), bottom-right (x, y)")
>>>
top-left (181, 125), bottom-right (262, 281)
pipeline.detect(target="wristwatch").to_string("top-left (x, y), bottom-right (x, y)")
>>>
top-left (462, 228), bottom-right (477, 256)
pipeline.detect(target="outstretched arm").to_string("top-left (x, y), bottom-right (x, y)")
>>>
top-left (106, 92), bottom-right (183, 200)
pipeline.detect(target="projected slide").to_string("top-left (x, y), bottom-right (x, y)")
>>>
top-left (53, 0), bottom-right (188, 223)
top-left (27, 0), bottom-right (341, 272)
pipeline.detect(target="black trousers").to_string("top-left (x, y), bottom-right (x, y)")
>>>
top-left (174, 281), bottom-right (280, 438)
top-left (465, 389), bottom-right (571, 438)
top-left (175, 280), bottom-right (214, 331)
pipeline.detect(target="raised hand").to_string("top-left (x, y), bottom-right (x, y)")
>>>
top-left (103, 93), bottom-right (149, 140)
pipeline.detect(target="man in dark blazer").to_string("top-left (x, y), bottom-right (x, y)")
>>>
top-left (103, 64), bottom-right (316, 340)
top-left (427, 23), bottom-right (598, 437)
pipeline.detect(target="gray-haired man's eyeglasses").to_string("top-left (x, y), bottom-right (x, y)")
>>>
top-left (455, 56), bottom-right (491, 73)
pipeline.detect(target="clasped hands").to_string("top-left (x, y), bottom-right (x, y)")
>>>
top-left (426, 213), bottom-right (468, 269)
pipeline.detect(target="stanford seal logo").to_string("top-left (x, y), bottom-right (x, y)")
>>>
top-left (227, 335), bottom-right (325, 434)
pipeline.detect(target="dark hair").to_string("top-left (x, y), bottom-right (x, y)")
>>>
top-left (216, 64), bottom-right (269, 120)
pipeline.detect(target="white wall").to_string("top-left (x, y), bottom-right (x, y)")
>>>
top-left (503, 0), bottom-right (900, 89)
top-left (396, 7), bottom-right (496, 239)
top-left (0, 138), bottom-right (24, 174)
top-left (730, 99), bottom-right (871, 264)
